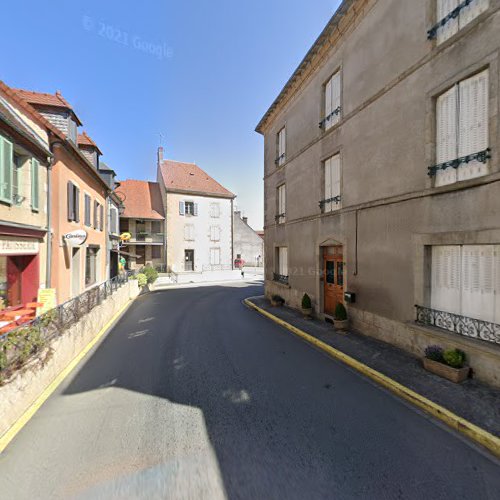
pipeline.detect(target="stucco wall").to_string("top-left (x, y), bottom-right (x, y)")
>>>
top-left (233, 213), bottom-right (264, 267)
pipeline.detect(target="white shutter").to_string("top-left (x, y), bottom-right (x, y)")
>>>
top-left (435, 86), bottom-right (458, 186)
top-left (279, 247), bottom-right (288, 277)
top-left (0, 136), bottom-right (13, 203)
top-left (324, 77), bottom-right (332, 129)
top-left (331, 154), bottom-right (341, 210)
top-left (324, 157), bottom-right (333, 212)
top-left (179, 201), bottom-right (185, 215)
top-left (437, 0), bottom-right (459, 44)
top-left (460, 0), bottom-right (489, 29)
top-left (278, 184), bottom-right (286, 222)
top-left (331, 72), bottom-right (341, 127)
top-left (458, 70), bottom-right (489, 181)
top-left (431, 246), bottom-right (461, 314)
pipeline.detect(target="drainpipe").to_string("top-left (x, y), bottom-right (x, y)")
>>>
top-left (45, 155), bottom-right (54, 287)
top-left (231, 198), bottom-right (234, 270)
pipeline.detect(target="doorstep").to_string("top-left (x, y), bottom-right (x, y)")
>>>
top-left (247, 296), bottom-right (500, 439)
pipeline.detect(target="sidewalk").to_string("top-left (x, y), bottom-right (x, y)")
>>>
top-left (155, 268), bottom-right (264, 287)
top-left (247, 296), bottom-right (500, 439)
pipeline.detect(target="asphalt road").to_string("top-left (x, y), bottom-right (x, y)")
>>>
top-left (1, 282), bottom-right (499, 499)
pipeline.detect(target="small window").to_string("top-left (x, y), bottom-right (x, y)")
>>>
top-left (210, 202), bottom-right (220, 218)
top-left (322, 154), bottom-right (341, 212)
top-left (276, 184), bottom-right (286, 224)
top-left (210, 225), bottom-right (221, 242)
top-left (67, 181), bottom-right (79, 222)
top-left (274, 247), bottom-right (288, 284)
top-left (210, 247), bottom-right (221, 266)
top-left (0, 134), bottom-right (13, 204)
top-left (276, 127), bottom-right (286, 167)
top-left (184, 201), bottom-right (197, 216)
top-left (85, 246), bottom-right (99, 286)
top-left (321, 71), bottom-right (341, 131)
top-left (184, 224), bottom-right (195, 241)
top-left (152, 220), bottom-right (163, 233)
top-left (94, 200), bottom-right (99, 229)
top-left (12, 155), bottom-right (22, 203)
top-left (152, 246), bottom-right (161, 259)
top-left (30, 158), bottom-right (39, 211)
top-left (84, 195), bottom-right (91, 226)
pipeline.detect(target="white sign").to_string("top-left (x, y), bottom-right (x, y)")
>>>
top-left (0, 237), bottom-right (39, 255)
top-left (63, 229), bottom-right (88, 247)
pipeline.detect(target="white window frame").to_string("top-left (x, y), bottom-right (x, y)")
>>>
top-left (277, 184), bottom-right (286, 224)
top-left (276, 247), bottom-right (288, 279)
top-left (323, 71), bottom-right (341, 131)
top-left (323, 154), bottom-right (341, 212)
top-left (210, 225), bottom-right (221, 242)
top-left (276, 127), bottom-right (286, 167)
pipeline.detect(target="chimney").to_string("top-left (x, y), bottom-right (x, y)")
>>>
top-left (157, 146), bottom-right (164, 165)
top-left (234, 210), bottom-right (241, 218)
top-left (242, 216), bottom-right (248, 224)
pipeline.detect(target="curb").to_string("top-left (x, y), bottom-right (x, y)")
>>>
top-left (0, 297), bottom-right (136, 454)
top-left (244, 298), bottom-right (500, 459)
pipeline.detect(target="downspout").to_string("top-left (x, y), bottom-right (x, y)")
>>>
top-left (231, 198), bottom-right (234, 270)
top-left (45, 155), bottom-right (54, 287)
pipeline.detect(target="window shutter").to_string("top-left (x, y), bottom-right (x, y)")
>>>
top-left (67, 182), bottom-right (74, 221)
top-left (31, 158), bottom-right (40, 211)
top-left (325, 77), bottom-right (332, 127)
top-left (0, 136), bottom-right (13, 203)
top-left (331, 154), bottom-right (341, 209)
top-left (437, 0), bottom-right (459, 44)
top-left (193, 203), bottom-right (198, 216)
top-left (324, 157), bottom-right (333, 211)
top-left (435, 86), bottom-right (458, 186)
top-left (74, 187), bottom-right (80, 222)
top-left (331, 72), bottom-right (341, 126)
top-left (458, 70), bottom-right (489, 181)
top-left (94, 200), bottom-right (98, 228)
top-left (100, 204), bottom-right (104, 231)
top-left (179, 201), bottom-right (185, 215)
top-left (279, 247), bottom-right (288, 276)
top-left (459, 0), bottom-right (489, 29)
top-left (431, 246), bottom-right (461, 314)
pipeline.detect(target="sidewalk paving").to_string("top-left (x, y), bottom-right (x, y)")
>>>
top-left (248, 296), bottom-right (500, 438)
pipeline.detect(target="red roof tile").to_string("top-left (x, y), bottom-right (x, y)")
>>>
top-left (12, 88), bottom-right (82, 125)
top-left (78, 131), bottom-right (102, 154)
top-left (119, 180), bottom-right (165, 220)
top-left (159, 160), bottom-right (235, 198)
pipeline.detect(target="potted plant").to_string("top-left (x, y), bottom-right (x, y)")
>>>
top-left (301, 293), bottom-right (313, 318)
top-left (333, 302), bottom-right (349, 331)
top-left (423, 345), bottom-right (470, 383)
top-left (270, 294), bottom-right (285, 307)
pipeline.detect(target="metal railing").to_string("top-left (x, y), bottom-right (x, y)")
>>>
top-left (0, 273), bottom-right (133, 381)
top-left (415, 305), bottom-right (500, 345)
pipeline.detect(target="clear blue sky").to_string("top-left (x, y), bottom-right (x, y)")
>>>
top-left (2, 0), bottom-right (340, 229)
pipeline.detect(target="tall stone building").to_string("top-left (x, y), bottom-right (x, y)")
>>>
top-left (257, 0), bottom-right (500, 386)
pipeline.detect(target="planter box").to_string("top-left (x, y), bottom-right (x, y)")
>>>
top-left (301, 307), bottom-right (313, 319)
top-left (333, 319), bottom-right (349, 331)
top-left (423, 358), bottom-right (470, 383)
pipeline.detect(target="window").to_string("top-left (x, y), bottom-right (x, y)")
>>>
top-left (276, 184), bottom-right (286, 224)
top-left (31, 158), bottom-right (39, 211)
top-left (67, 181), bottom-right (80, 222)
top-left (110, 207), bottom-right (118, 234)
top-left (85, 246), bottom-right (99, 287)
top-left (430, 245), bottom-right (500, 325)
top-left (276, 127), bottom-right (286, 167)
top-left (152, 246), bottom-right (161, 259)
top-left (274, 247), bottom-right (288, 283)
top-left (99, 204), bottom-right (104, 231)
top-left (152, 220), bottom-right (162, 234)
top-left (433, 70), bottom-right (489, 187)
top-left (210, 247), bottom-right (221, 266)
top-left (184, 224), bottom-right (195, 241)
top-left (94, 200), bottom-right (99, 229)
top-left (322, 154), bottom-right (341, 212)
top-left (0, 134), bottom-right (13, 204)
top-left (321, 71), bottom-right (341, 131)
top-left (180, 201), bottom-right (198, 216)
top-left (210, 202), bottom-right (220, 218)
top-left (430, 0), bottom-right (489, 44)
top-left (12, 155), bottom-right (22, 203)
top-left (210, 225), bottom-right (221, 242)
top-left (84, 194), bottom-right (91, 226)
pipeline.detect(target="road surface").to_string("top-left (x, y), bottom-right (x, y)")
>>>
top-left (1, 282), bottom-right (499, 499)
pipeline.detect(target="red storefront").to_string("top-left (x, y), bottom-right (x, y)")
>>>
top-left (0, 225), bottom-right (44, 308)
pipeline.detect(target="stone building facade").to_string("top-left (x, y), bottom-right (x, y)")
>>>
top-left (257, 0), bottom-right (500, 386)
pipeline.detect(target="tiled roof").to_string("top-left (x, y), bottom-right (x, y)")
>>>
top-left (159, 159), bottom-right (235, 198)
top-left (78, 131), bottom-right (102, 154)
top-left (119, 180), bottom-right (165, 220)
top-left (12, 88), bottom-right (82, 125)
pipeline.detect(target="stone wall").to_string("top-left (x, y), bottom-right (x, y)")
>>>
top-left (0, 280), bottom-right (140, 438)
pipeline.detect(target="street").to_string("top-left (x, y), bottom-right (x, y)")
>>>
top-left (1, 282), bottom-right (499, 499)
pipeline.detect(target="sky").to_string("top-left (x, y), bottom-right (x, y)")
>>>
top-left (2, 1), bottom-right (340, 230)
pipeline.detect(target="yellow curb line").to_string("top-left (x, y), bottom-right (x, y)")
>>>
top-left (0, 298), bottom-right (136, 454)
top-left (244, 298), bottom-right (500, 458)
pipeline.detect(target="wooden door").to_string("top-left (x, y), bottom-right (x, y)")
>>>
top-left (323, 246), bottom-right (344, 316)
top-left (185, 250), bottom-right (194, 271)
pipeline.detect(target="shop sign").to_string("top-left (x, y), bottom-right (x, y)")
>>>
top-left (37, 288), bottom-right (57, 316)
top-left (0, 236), bottom-right (39, 255)
top-left (63, 230), bottom-right (88, 247)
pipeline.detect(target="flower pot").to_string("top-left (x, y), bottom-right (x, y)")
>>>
top-left (423, 358), bottom-right (470, 383)
top-left (333, 319), bottom-right (349, 331)
top-left (301, 307), bottom-right (313, 319)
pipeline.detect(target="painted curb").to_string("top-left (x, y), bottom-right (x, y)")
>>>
top-left (0, 297), bottom-right (136, 454)
top-left (244, 298), bottom-right (500, 459)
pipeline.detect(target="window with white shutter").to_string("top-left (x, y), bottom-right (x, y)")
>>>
top-left (431, 244), bottom-right (500, 325)
top-left (210, 225), bottom-right (221, 242)
top-left (276, 127), bottom-right (286, 167)
top-left (84, 194), bottom-right (91, 226)
top-left (0, 134), bottom-right (13, 204)
top-left (184, 224), bottom-right (195, 241)
top-left (210, 247), bottom-right (221, 266)
top-left (323, 154), bottom-right (341, 211)
top-left (210, 202), bottom-right (220, 218)
top-left (432, 0), bottom-right (489, 44)
top-left (31, 158), bottom-right (40, 211)
top-left (279, 247), bottom-right (288, 277)
top-left (322, 71), bottom-right (341, 131)
top-left (276, 184), bottom-right (286, 224)
top-left (433, 69), bottom-right (489, 186)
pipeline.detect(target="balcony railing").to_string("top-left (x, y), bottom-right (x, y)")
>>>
top-left (275, 213), bottom-right (286, 224)
top-left (319, 106), bottom-right (341, 129)
top-left (275, 153), bottom-right (286, 166)
top-left (427, 0), bottom-right (473, 40)
top-left (273, 273), bottom-right (289, 285)
top-left (415, 305), bottom-right (500, 345)
top-left (319, 195), bottom-right (341, 211)
top-left (428, 148), bottom-right (490, 177)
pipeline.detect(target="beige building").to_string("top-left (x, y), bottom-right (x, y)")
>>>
top-left (257, 0), bottom-right (500, 386)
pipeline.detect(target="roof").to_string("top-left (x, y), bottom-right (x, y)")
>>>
top-left (256, 0), bottom-right (355, 133)
top-left (119, 180), bottom-right (165, 220)
top-left (159, 159), bottom-right (235, 198)
top-left (78, 131), bottom-right (102, 155)
top-left (12, 88), bottom-right (82, 125)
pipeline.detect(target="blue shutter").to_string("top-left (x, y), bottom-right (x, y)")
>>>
top-left (31, 158), bottom-right (40, 211)
top-left (179, 201), bottom-right (185, 215)
top-left (0, 135), bottom-right (13, 203)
